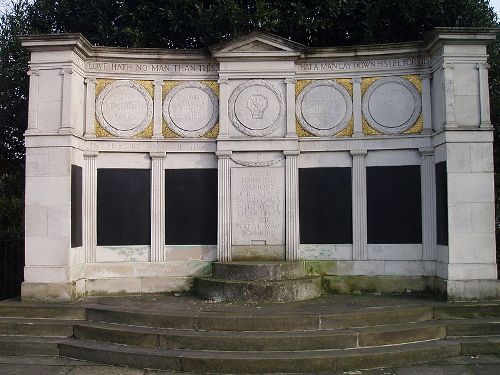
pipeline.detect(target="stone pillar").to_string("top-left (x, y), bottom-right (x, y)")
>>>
top-left (442, 63), bottom-right (457, 128)
top-left (217, 150), bottom-right (232, 261)
top-left (84, 78), bottom-right (96, 138)
top-left (153, 79), bottom-right (164, 138)
top-left (476, 63), bottom-right (492, 128)
top-left (420, 148), bottom-right (437, 260)
top-left (217, 79), bottom-right (230, 139)
top-left (284, 150), bottom-right (300, 261)
top-left (83, 151), bottom-right (98, 263)
top-left (26, 69), bottom-right (40, 135)
top-left (59, 67), bottom-right (73, 134)
top-left (150, 152), bottom-right (166, 262)
top-left (351, 149), bottom-right (368, 260)
top-left (285, 78), bottom-right (297, 138)
top-left (352, 77), bottom-right (363, 137)
top-left (420, 73), bottom-right (433, 134)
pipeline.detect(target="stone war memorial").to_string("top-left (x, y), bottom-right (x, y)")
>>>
top-left (20, 27), bottom-right (499, 303)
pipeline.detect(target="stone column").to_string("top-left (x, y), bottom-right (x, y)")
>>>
top-left (420, 73), bottom-right (433, 134)
top-left (476, 63), bottom-right (492, 128)
top-left (420, 148), bottom-right (437, 261)
top-left (153, 79), bottom-right (164, 138)
top-left (26, 69), bottom-right (40, 135)
top-left (217, 79), bottom-right (230, 139)
top-left (284, 150), bottom-right (300, 261)
top-left (216, 150), bottom-right (232, 261)
top-left (351, 149), bottom-right (368, 260)
top-left (352, 77), bottom-right (363, 137)
top-left (84, 78), bottom-right (96, 138)
top-left (285, 78), bottom-right (297, 138)
top-left (442, 63), bottom-right (457, 128)
top-left (59, 67), bottom-right (73, 134)
top-left (150, 152), bottom-right (166, 262)
top-left (83, 151), bottom-right (98, 263)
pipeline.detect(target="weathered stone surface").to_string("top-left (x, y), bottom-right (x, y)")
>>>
top-left (196, 275), bottom-right (321, 303)
top-left (212, 261), bottom-right (305, 280)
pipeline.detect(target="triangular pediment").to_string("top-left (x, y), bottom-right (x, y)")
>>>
top-left (232, 40), bottom-right (284, 52)
top-left (209, 30), bottom-right (306, 56)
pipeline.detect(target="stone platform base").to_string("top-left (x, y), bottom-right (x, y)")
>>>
top-left (21, 261), bottom-right (500, 303)
top-left (21, 276), bottom-right (194, 303)
top-left (196, 261), bottom-right (322, 303)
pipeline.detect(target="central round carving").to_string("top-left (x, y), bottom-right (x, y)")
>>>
top-left (229, 80), bottom-right (284, 136)
top-left (296, 80), bottom-right (352, 136)
top-left (163, 81), bottom-right (219, 138)
top-left (96, 80), bottom-right (153, 137)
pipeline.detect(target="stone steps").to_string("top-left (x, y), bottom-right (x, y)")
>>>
top-left (196, 276), bottom-right (322, 303)
top-left (57, 337), bottom-right (468, 373)
top-left (212, 261), bottom-right (306, 280)
top-left (85, 305), bottom-right (435, 331)
top-left (0, 304), bottom-right (85, 319)
top-left (0, 317), bottom-right (75, 336)
top-left (72, 319), bottom-right (450, 351)
top-left (0, 336), bottom-right (66, 355)
top-left (0, 299), bottom-right (499, 373)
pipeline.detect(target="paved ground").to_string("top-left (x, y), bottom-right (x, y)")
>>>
top-left (0, 354), bottom-right (498, 375)
top-left (77, 293), bottom-right (446, 314)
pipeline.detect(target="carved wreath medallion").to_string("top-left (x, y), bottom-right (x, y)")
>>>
top-left (362, 76), bottom-right (421, 135)
top-left (296, 80), bottom-right (352, 137)
top-left (95, 80), bottom-right (153, 137)
top-left (163, 81), bottom-right (219, 138)
top-left (228, 80), bottom-right (285, 137)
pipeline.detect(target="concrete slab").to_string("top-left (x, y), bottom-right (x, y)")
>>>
top-left (396, 364), bottom-right (472, 374)
top-left (468, 364), bottom-right (500, 375)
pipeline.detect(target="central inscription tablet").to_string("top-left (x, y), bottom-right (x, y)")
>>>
top-left (231, 167), bottom-right (285, 246)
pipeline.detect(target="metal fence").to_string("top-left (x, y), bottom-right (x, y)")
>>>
top-left (0, 237), bottom-right (24, 300)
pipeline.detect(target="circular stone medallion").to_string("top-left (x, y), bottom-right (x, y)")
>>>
top-left (296, 80), bottom-right (352, 136)
top-left (229, 80), bottom-right (284, 137)
top-left (362, 77), bottom-right (421, 134)
top-left (163, 82), bottom-right (219, 138)
top-left (96, 80), bottom-right (153, 137)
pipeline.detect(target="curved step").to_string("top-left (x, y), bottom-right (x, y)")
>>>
top-left (0, 304), bottom-right (85, 319)
top-left (434, 304), bottom-right (500, 319)
top-left (212, 261), bottom-right (305, 280)
top-left (73, 320), bottom-right (447, 351)
top-left (85, 305), bottom-right (435, 331)
top-left (196, 276), bottom-right (322, 303)
top-left (0, 336), bottom-right (66, 355)
top-left (59, 337), bottom-right (463, 373)
top-left (0, 317), bottom-right (74, 336)
top-left (446, 318), bottom-right (500, 336)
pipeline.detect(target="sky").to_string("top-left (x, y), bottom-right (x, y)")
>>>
top-left (492, 0), bottom-right (500, 17)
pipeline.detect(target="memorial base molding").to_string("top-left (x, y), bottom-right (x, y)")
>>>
top-left (435, 278), bottom-right (500, 301)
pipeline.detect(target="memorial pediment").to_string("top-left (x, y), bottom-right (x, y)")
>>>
top-left (210, 30), bottom-right (305, 57)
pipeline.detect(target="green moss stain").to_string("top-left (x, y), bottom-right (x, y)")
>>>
top-left (305, 261), bottom-right (337, 276)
